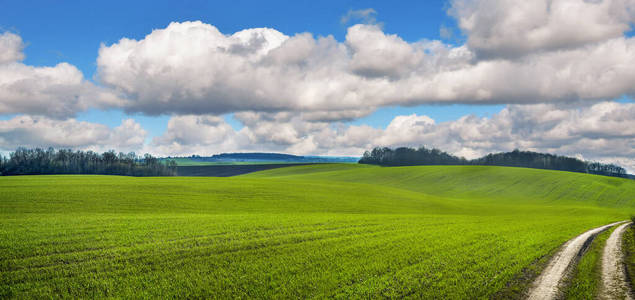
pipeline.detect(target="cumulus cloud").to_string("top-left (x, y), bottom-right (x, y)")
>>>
top-left (370, 102), bottom-right (635, 166)
top-left (0, 116), bottom-right (147, 153)
top-left (449, 0), bottom-right (635, 59)
top-left (0, 62), bottom-right (124, 119)
top-left (150, 115), bottom-right (239, 155)
top-left (346, 24), bottom-right (426, 78)
top-left (0, 32), bottom-right (123, 119)
top-left (96, 22), bottom-right (468, 117)
top-left (0, 32), bottom-right (24, 64)
top-left (96, 18), bottom-right (635, 119)
top-left (150, 112), bottom-right (334, 156)
top-left (150, 101), bottom-right (635, 172)
top-left (5, 2), bottom-right (635, 120)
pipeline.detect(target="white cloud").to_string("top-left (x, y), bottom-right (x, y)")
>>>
top-left (0, 62), bottom-right (123, 119)
top-left (0, 32), bottom-right (24, 64)
top-left (95, 19), bottom-right (635, 118)
top-left (150, 115), bottom-right (237, 155)
top-left (97, 21), bottom-right (299, 115)
top-left (0, 32), bottom-right (124, 119)
top-left (150, 101), bottom-right (635, 173)
top-left (449, 0), bottom-right (635, 59)
top-left (0, 116), bottom-right (146, 153)
top-left (361, 101), bottom-right (635, 172)
top-left (346, 24), bottom-right (426, 78)
top-left (341, 8), bottom-right (378, 25)
top-left (3, 2), bottom-right (635, 121)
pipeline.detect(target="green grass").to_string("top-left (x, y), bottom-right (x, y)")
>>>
top-left (1, 165), bottom-right (634, 298)
top-left (622, 223), bottom-right (635, 288)
top-left (563, 226), bottom-right (614, 299)
top-left (245, 164), bottom-right (635, 207)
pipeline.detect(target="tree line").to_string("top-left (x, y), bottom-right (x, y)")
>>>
top-left (0, 148), bottom-right (177, 176)
top-left (359, 147), bottom-right (628, 178)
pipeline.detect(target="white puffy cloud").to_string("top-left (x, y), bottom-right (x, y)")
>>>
top-left (346, 25), bottom-right (426, 78)
top-left (0, 62), bottom-right (124, 119)
top-left (0, 116), bottom-right (146, 153)
top-left (0, 32), bottom-right (123, 119)
top-left (3, 1), bottom-right (635, 121)
top-left (361, 101), bottom-right (635, 172)
top-left (150, 101), bottom-right (635, 172)
top-left (450, 0), bottom-right (635, 59)
top-left (0, 32), bottom-right (24, 64)
top-left (150, 112), bottom-right (334, 156)
top-left (97, 21), bottom-right (301, 115)
top-left (95, 22), bottom-right (470, 116)
top-left (95, 18), bottom-right (635, 118)
top-left (372, 102), bottom-right (634, 163)
top-left (150, 115), bottom-right (238, 155)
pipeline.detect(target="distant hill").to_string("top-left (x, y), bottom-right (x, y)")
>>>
top-left (211, 152), bottom-right (302, 160)
top-left (359, 147), bottom-right (630, 179)
top-left (165, 152), bottom-right (359, 166)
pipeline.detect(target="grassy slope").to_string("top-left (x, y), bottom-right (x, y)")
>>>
top-left (1, 165), bottom-right (634, 298)
top-left (622, 224), bottom-right (635, 290)
top-left (244, 164), bottom-right (635, 208)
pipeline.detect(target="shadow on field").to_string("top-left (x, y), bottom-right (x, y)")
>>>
top-left (176, 164), bottom-right (314, 177)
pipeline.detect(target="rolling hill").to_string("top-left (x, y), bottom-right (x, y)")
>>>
top-left (163, 152), bottom-right (359, 166)
top-left (1, 165), bottom-right (634, 298)
top-left (244, 164), bottom-right (635, 208)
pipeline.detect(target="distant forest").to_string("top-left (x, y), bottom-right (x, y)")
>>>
top-left (0, 148), bottom-right (177, 176)
top-left (359, 147), bottom-right (629, 178)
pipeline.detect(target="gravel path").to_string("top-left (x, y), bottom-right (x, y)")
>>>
top-left (527, 221), bottom-right (625, 300)
top-left (601, 222), bottom-right (633, 300)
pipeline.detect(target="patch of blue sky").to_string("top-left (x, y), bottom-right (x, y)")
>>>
top-left (615, 95), bottom-right (634, 103)
top-left (0, 114), bottom-right (18, 121)
top-left (223, 114), bottom-right (245, 131)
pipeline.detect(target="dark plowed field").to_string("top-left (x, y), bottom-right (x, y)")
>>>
top-left (176, 164), bottom-right (314, 177)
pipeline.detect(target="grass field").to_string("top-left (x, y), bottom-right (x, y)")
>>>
top-left (2, 164), bottom-right (634, 298)
top-left (622, 223), bottom-right (635, 291)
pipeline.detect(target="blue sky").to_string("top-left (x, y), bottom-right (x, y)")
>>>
top-left (1, 0), bottom-right (498, 138)
top-left (0, 0), bottom-right (633, 171)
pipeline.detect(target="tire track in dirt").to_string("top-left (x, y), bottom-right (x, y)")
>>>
top-left (527, 221), bottom-right (625, 300)
top-left (601, 222), bottom-right (632, 300)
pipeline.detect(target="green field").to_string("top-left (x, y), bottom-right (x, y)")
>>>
top-left (2, 165), bottom-right (634, 298)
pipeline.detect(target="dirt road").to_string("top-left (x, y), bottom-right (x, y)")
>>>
top-left (601, 222), bottom-right (632, 299)
top-left (527, 221), bottom-right (624, 300)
